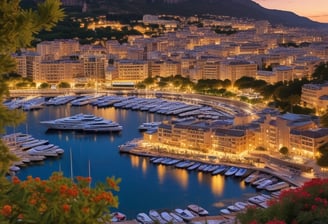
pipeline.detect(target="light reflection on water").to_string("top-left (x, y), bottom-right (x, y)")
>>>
top-left (10, 104), bottom-right (257, 219)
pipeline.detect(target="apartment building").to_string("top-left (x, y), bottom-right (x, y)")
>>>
top-left (39, 59), bottom-right (82, 83)
top-left (36, 39), bottom-right (80, 60)
top-left (80, 55), bottom-right (108, 81)
top-left (212, 128), bottom-right (247, 154)
top-left (156, 119), bottom-right (213, 151)
top-left (220, 59), bottom-right (257, 83)
top-left (115, 60), bottom-right (148, 83)
top-left (258, 113), bottom-right (317, 153)
top-left (290, 128), bottom-right (328, 158)
top-left (272, 65), bottom-right (294, 82)
top-left (301, 83), bottom-right (328, 114)
top-left (149, 60), bottom-right (181, 77)
top-left (143, 110), bottom-right (327, 159)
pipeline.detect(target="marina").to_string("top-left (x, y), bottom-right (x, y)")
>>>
top-left (3, 95), bottom-right (298, 221)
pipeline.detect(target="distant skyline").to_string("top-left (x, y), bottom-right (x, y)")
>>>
top-left (253, 0), bottom-right (328, 23)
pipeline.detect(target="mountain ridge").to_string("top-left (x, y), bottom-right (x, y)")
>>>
top-left (86, 0), bottom-right (327, 28)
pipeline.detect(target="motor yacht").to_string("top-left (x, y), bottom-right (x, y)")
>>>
top-left (40, 113), bottom-right (122, 132)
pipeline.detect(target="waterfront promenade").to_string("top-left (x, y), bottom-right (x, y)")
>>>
top-left (119, 139), bottom-right (312, 188)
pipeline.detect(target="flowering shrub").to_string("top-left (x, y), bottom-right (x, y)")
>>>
top-left (0, 172), bottom-right (120, 224)
top-left (237, 178), bottom-right (328, 224)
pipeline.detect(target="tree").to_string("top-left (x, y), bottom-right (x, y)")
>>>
top-left (279, 146), bottom-right (289, 156)
top-left (39, 82), bottom-right (50, 89)
top-left (320, 110), bottom-right (328, 127)
top-left (316, 142), bottom-right (328, 167)
top-left (0, 0), bottom-right (64, 75)
top-left (57, 81), bottom-right (71, 88)
top-left (288, 94), bottom-right (300, 113)
top-left (312, 62), bottom-right (328, 83)
top-left (0, 0), bottom-right (64, 175)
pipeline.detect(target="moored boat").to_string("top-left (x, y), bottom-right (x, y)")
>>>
top-left (265, 181), bottom-right (289, 191)
top-left (224, 166), bottom-right (239, 176)
top-left (111, 212), bottom-right (126, 222)
top-left (136, 212), bottom-right (153, 224)
top-left (235, 168), bottom-right (247, 177)
top-left (244, 171), bottom-right (259, 184)
top-left (174, 208), bottom-right (194, 221)
top-left (187, 204), bottom-right (209, 216)
top-left (169, 212), bottom-right (184, 223)
top-left (149, 210), bottom-right (166, 224)
top-left (160, 211), bottom-right (174, 223)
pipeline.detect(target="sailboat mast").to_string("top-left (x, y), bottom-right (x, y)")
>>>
top-left (88, 160), bottom-right (91, 188)
top-left (70, 148), bottom-right (73, 182)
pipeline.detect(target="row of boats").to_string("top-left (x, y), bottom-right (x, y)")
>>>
top-left (149, 156), bottom-right (290, 192)
top-left (5, 94), bottom-right (234, 120)
top-left (2, 133), bottom-right (65, 172)
top-left (136, 204), bottom-right (209, 224)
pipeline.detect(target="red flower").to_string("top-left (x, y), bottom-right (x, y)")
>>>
top-left (266, 220), bottom-right (286, 224)
top-left (12, 176), bottom-right (20, 184)
top-left (1, 205), bottom-right (12, 217)
top-left (62, 204), bottom-right (70, 213)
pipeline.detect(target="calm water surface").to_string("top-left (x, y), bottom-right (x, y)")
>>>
top-left (9, 104), bottom-right (257, 218)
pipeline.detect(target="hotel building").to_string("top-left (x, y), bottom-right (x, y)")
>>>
top-left (143, 111), bottom-right (327, 159)
top-left (301, 83), bottom-right (328, 114)
top-left (220, 59), bottom-right (257, 83)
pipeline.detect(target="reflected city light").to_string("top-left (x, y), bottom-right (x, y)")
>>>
top-left (173, 169), bottom-right (188, 189)
top-left (130, 155), bottom-right (140, 168)
top-left (141, 158), bottom-right (147, 174)
top-left (109, 135), bottom-right (115, 142)
top-left (240, 180), bottom-right (246, 189)
top-left (211, 175), bottom-right (225, 196)
top-left (197, 172), bottom-right (203, 182)
top-left (100, 107), bottom-right (119, 122)
top-left (157, 165), bottom-right (166, 184)
top-left (65, 135), bottom-right (69, 142)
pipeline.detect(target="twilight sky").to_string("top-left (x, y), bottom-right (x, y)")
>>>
top-left (253, 0), bottom-right (328, 23)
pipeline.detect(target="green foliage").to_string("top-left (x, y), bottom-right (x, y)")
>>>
top-left (317, 143), bottom-right (328, 167)
top-left (311, 62), bottom-right (328, 83)
top-left (0, 0), bottom-right (64, 74)
top-left (0, 0), bottom-right (64, 174)
top-left (212, 25), bottom-right (237, 35)
top-left (320, 110), bottom-right (328, 127)
top-left (234, 76), bottom-right (267, 91)
top-left (279, 146), bottom-right (289, 155)
top-left (39, 82), bottom-right (50, 89)
top-left (0, 173), bottom-right (120, 224)
top-left (57, 82), bottom-right (71, 88)
top-left (255, 146), bottom-right (267, 151)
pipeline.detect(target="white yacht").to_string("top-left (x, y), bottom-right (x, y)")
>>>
top-left (138, 121), bottom-right (161, 132)
top-left (40, 113), bottom-right (122, 132)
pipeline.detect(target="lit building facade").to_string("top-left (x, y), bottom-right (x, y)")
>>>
top-left (220, 60), bottom-right (257, 83)
top-left (115, 60), bottom-right (148, 83)
top-left (301, 83), bottom-right (328, 114)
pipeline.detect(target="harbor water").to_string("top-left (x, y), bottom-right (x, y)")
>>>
top-left (8, 104), bottom-right (258, 219)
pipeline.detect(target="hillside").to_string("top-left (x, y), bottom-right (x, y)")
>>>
top-left (83, 0), bottom-right (326, 28)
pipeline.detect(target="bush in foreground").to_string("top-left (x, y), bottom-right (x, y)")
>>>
top-left (237, 178), bottom-right (328, 224)
top-left (0, 172), bottom-right (120, 224)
